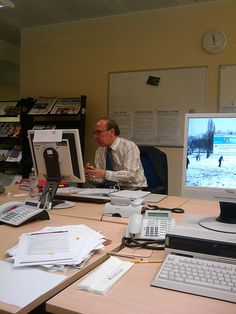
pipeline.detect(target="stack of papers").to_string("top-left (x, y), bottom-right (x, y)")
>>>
top-left (77, 256), bottom-right (134, 295)
top-left (7, 225), bottom-right (107, 268)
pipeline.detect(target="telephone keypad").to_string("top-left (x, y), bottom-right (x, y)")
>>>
top-left (0, 206), bottom-right (43, 226)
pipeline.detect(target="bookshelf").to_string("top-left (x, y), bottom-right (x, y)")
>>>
top-left (28, 95), bottom-right (87, 161)
top-left (0, 96), bottom-right (86, 180)
top-left (0, 98), bottom-right (34, 178)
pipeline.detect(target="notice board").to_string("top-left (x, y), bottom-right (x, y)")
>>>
top-left (108, 66), bottom-right (208, 146)
top-left (219, 64), bottom-right (236, 113)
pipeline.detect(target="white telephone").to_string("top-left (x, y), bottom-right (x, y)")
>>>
top-left (0, 200), bottom-right (50, 226)
top-left (125, 210), bottom-right (175, 240)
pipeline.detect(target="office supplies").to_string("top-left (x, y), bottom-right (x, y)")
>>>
top-left (128, 259), bottom-right (162, 263)
top-left (143, 193), bottom-right (167, 203)
top-left (0, 201), bottom-right (50, 226)
top-left (8, 224), bottom-right (107, 268)
top-left (77, 256), bottom-right (134, 295)
top-left (108, 251), bottom-right (152, 259)
top-left (111, 190), bottom-right (150, 199)
top-left (151, 254), bottom-right (236, 303)
top-left (165, 215), bottom-right (236, 264)
top-left (0, 260), bottom-right (66, 308)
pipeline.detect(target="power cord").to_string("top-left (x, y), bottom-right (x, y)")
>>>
top-left (122, 236), bottom-right (165, 250)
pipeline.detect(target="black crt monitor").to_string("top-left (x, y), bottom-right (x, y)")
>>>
top-left (28, 129), bottom-right (85, 208)
top-left (182, 113), bottom-right (236, 234)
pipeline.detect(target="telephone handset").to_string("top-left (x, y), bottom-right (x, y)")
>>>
top-left (0, 201), bottom-right (50, 226)
top-left (125, 210), bottom-right (175, 240)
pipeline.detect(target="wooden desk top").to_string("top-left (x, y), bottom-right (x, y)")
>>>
top-left (0, 214), bottom-right (125, 314)
top-left (46, 197), bottom-right (235, 314)
top-left (1, 185), bottom-right (189, 225)
top-left (46, 249), bottom-right (236, 314)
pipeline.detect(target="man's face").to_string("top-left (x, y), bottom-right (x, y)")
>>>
top-left (93, 119), bottom-right (114, 147)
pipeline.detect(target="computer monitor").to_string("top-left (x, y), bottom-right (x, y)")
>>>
top-left (28, 129), bottom-right (85, 208)
top-left (182, 113), bottom-right (236, 234)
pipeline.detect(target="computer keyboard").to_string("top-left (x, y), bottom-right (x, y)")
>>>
top-left (151, 254), bottom-right (236, 303)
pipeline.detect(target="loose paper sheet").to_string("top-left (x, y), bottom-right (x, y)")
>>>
top-left (0, 261), bottom-right (66, 308)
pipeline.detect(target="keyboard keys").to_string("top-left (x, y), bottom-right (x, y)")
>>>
top-left (151, 254), bottom-right (236, 303)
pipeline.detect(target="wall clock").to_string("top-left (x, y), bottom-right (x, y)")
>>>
top-left (202, 29), bottom-right (227, 54)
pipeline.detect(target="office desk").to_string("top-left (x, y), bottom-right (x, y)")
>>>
top-left (48, 195), bottom-right (189, 225)
top-left (1, 185), bottom-right (188, 224)
top-left (46, 198), bottom-right (236, 314)
top-left (46, 249), bottom-right (235, 314)
top-left (0, 214), bottom-right (126, 314)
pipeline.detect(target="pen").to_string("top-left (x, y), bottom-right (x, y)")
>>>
top-left (108, 252), bottom-right (152, 259)
top-left (128, 259), bottom-right (163, 263)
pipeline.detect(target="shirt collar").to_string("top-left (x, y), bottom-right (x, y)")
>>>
top-left (110, 136), bottom-right (120, 151)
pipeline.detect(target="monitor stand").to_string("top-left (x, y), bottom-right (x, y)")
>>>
top-left (199, 201), bottom-right (236, 234)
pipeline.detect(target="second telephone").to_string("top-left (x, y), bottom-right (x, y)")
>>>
top-left (0, 201), bottom-right (50, 226)
top-left (125, 210), bottom-right (175, 240)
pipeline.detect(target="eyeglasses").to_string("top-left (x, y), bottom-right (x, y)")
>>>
top-left (93, 129), bottom-right (109, 136)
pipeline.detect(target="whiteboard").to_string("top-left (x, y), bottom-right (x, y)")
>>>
top-left (109, 66), bottom-right (208, 147)
top-left (219, 64), bottom-right (236, 113)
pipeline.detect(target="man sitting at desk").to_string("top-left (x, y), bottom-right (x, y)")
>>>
top-left (85, 117), bottom-right (147, 189)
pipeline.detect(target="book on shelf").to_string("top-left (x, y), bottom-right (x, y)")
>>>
top-left (0, 101), bottom-right (19, 116)
top-left (6, 145), bottom-right (22, 163)
top-left (33, 124), bottom-right (56, 130)
top-left (50, 97), bottom-right (81, 115)
top-left (28, 96), bottom-right (58, 115)
top-left (0, 149), bottom-right (11, 161)
top-left (0, 123), bottom-right (21, 137)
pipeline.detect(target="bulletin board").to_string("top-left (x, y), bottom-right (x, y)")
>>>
top-left (108, 66), bottom-right (208, 147)
top-left (219, 64), bottom-right (236, 113)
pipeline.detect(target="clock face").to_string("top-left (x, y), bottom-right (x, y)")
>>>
top-left (202, 29), bottom-right (227, 54)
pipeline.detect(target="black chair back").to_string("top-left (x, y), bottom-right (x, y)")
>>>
top-left (139, 146), bottom-right (168, 194)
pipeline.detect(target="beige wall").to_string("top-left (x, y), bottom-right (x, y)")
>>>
top-left (0, 83), bottom-right (19, 100)
top-left (20, 2), bottom-right (236, 195)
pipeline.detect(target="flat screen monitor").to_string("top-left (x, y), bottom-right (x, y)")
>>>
top-left (28, 129), bottom-right (85, 208)
top-left (182, 113), bottom-right (236, 234)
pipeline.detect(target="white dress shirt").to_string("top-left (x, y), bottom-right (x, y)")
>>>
top-left (95, 137), bottom-right (147, 188)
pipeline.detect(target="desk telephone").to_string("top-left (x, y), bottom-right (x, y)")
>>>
top-left (0, 201), bottom-right (50, 226)
top-left (126, 210), bottom-right (175, 240)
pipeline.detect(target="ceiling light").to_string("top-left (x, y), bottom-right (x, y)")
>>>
top-left (0, 0), bottom-right (15, 8)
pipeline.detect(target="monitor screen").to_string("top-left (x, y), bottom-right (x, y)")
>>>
top-left (28, 129), bottom-right (85, 208)
top-left (182, 113), bottom-right (236, 233)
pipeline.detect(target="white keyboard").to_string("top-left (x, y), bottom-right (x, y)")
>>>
top-left (151, 254), bottom-right (236, 303)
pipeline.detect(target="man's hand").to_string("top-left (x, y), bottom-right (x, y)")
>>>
top-left (85, 167), bottom-right (106, 180)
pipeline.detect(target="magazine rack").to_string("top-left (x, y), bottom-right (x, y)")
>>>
top-left (27, 95), bottom-right (86, 170)
top-left (0, 98), bottom-right (35, 177)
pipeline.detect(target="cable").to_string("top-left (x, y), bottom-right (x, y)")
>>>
top-left (122, 236), bottom-right (165, 250)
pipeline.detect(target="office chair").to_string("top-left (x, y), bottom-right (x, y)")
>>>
top-left (139, 146), bottom-right (168, 195)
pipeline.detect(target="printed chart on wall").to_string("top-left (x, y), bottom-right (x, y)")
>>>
top-left (108, 66), bottom-right (208, 147)
top-left (219, 64), bottom-right (236, 113)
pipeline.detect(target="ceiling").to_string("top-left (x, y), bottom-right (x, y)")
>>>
top-left (0, 0), bottom-right (226, 87)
